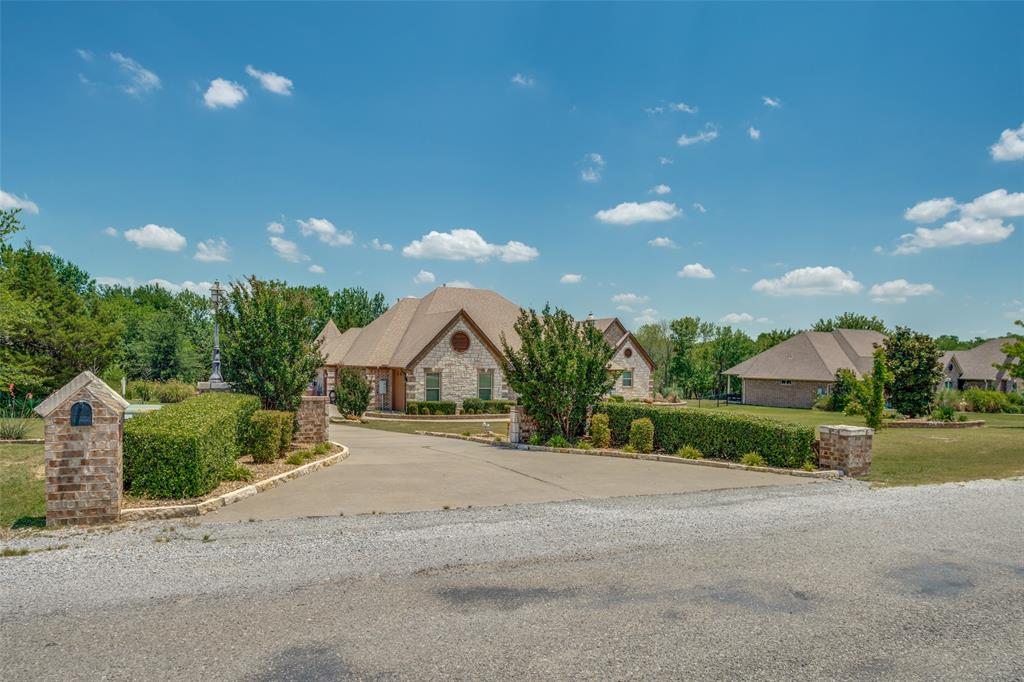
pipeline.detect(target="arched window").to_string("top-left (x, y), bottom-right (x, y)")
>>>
top-left (70, 401), bottom-right (93, 427)
top-left (451, 331), bottom-right (471, 352)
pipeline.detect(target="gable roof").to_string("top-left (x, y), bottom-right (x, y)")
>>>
top-left (34, 370), bottom-right (130, 418)
top-left (947, 338), bottom-right (1018, 381)
top-left (725, 329), bottom-right (884, 381)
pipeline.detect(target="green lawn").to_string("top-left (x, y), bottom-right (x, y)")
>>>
top-left (697, 404), bottom-right (1024, 486)
top-left (343, 419), bottom-right (509, 437)
top-left (0, 442), bottom-right (45, 530)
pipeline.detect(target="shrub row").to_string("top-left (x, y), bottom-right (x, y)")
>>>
top-left (124, 392), bottom-right (261, 498)
top-left (962, 388), bottom-right (1022, 414)
top-left (592, 402), bottom-right (816, 468)
top-left (461, 399), bottom-right (516, 414)
top-left (406, 400), bottom-right (457, 415)
top-left (125, 379), bottom-right (197, 404)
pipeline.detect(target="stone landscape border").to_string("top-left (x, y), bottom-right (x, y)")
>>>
top-left (415, 431), bottom-right (839, 479)
top-left (0, 438), bottom-right (44, 445)
top-left (886, 419), bottom-right (985, 429)
top-left (120, 443), bottom-right (349, 522)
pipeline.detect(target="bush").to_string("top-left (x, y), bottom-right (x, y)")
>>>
top-left (607, 395), bottom-right (625, 403)
top-left (740, 452), bottom-right (767, 467)
top-left (406, 400), bottom-right (456, 415)
top-left (275, 411), bottom-right (295, 454)
top-left (125, 379), bottom-right (197, 403)
top-left (124, 393), bottom-right (261, 498)
top-left (962, 388), bottom-right (1021, 413)
top-left (676, 445), bottom-right (703, 459)
top-left (335, 368), bottom-right (372, 417)
top-left (930, 404), bottom-right (956, 422)
top-left (629, 418), bottom-right (655, 454)
top-left (248, 410), bottom-right (283, 464)
top-left (574, 440), bottom-right (592, 450)
top-left (589, 413), bottom-right (611, 449)
top-left (223, 463), bottom-right (253, 482)
top-left (622, 444), bottom-right (636, 453)
top-left (812, 395), bottom-right (832, 411)
top-left (546, 434), bottom-right (571, 448)
top-left (593, 402), bottom-right (815, 469)
top-left (527, 433), bottom-right (543, 446)
top-left (935, 388), bottom-right (962, 410)
top-left (461, 399), bottom-right (516, 415)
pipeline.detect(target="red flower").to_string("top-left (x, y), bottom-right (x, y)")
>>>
top-left (27, 392), bottom-right (33, 400)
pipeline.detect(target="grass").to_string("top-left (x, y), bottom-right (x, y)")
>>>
top-left (697, 404), bottom-right (1024, 486)
top-left (345, 419), bottom-right (509, 437)
top-left (0, 442), bottom-right (45, 529)
top-left (0, 417), bottom-right (44, 440)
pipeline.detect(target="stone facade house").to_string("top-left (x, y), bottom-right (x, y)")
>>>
top-left (724, 329), bottom-right (885, 409)
top-left (314, 286), bottom-right (654, 411)
top-left (939, 338), bottom-right (1022, 393)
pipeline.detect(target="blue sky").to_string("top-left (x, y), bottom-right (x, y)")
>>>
top-left (2, 2), bottom-right (1022, 337)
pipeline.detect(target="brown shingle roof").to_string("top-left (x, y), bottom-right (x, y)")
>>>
top-left (948, 338), bottom-right (1018, 381)
top-left (725, 329), bottom-right (884, 381)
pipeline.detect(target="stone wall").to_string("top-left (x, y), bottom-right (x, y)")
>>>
top-left (364, 368), bottom-right (392, 411)
top-left (816, 425), bottom-right (873, 475)
top-left (742, 378), bottom-right (829, 409)
top-left (609, 338), bottom-right (653, 400)
top-left (407, 317), bottom-right (513, 407)
top-left (43, 385), bottom-right (124, 526)
top-left (294, 395), bottom-right (328, 445)
top-left (509, 405), bottom-right (538, 444)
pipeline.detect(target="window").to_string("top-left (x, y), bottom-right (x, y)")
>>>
top-left (451, 332), bottom-right (470, 352)
top-left (478, 371), bottom-right (493, 400)
top-left (622, 370), bottom-right (633, 388)
top-left (780, 380), bottom-right (792, 386)
top-left (425, 372), bottom-right (441, 401)
top-left (624, 348), bottom-right (633, 358)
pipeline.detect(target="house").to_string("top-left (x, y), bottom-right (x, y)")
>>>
top-left (939, 338), bottom-right (1021, 393)
top-left (723, 329), bottom-right (885, 408)
top-left (314, 285), bottom-right (654, 411)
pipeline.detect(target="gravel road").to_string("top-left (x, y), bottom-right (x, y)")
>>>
top-left (2, 479), bottom-right (1022, 680)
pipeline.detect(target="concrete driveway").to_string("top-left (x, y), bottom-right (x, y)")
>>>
top-left (204, 422), bottom-right (818, 522)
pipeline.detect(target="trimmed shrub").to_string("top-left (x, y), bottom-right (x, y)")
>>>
top-left (124, 392), bottom-right (261, 498)
top-left (275, 411), bottom-right (295, 454)
top-left (407, 404), bottom-right (419, 415)
top-left (593, 402), bottom-right (815, 469)
top-left (335, 368), bottom-right (372, 417)
top-left (588, 413), bottom-right (611, 449)
top-left (676, 445), bottom-right (703, 459)
top-left (546, 434), bottom-right (571, 448)
top-left (607, 395), bottom-right (625, 403)
top-left (930, 404), bottom-right (955, 422)
top-left (248, 410), bottom-right (283, 464)
top-left (125, 379), bottom-right (197, 404)
top-left (962, 388), bottom-right (1022, 414)
top-left (740, 452), bottom-right (767, 467)
top-left (461, 399), bottom-right (516, 415)
top-left (406, 400), bottom-right (457, 415)
top-left (629, 417), bottom-right (655, 454)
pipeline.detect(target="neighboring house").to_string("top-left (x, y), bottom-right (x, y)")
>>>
top-left (939, 338), bottom-right (1022, 393)
top-left (724, 329), bottom-right (885, 408)
top-left (314, 286), bottom-right (654, 411)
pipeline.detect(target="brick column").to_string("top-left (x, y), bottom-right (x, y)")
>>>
top-left (509, 406), bottom-right (538, 444)
top-left (816, 425), bottom-right (874, 475)
top-left (294, 395), bottom-right (328, 445)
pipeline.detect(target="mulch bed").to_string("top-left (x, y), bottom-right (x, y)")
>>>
top-left (121, 444), bottom-right (342, 509)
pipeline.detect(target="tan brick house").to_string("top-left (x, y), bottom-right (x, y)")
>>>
top-left (315, 286), bottom-right (654, 411)
top-left (724, 329), bottom-right (884, 408)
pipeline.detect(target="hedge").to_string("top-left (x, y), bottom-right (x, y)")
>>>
top-left (461, 399), bottom-right (516, 414)
top-left (275, 411), bottom-right (295, 454)
top-left (125, 379), bottom-right (197, 404)
top-left (124, 392), bottom-right (261, 498)
top-left (593, 402), bottom-right (816, 468)
top-left (249, 411), bottom-right (283, 463)
top-left (406, 400), bottom-right (457, 415)
top-left (629, 417), bottom-right (654, 454)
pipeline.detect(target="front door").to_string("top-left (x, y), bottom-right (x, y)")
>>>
top-left (392, 369), bottom-right (406, 412)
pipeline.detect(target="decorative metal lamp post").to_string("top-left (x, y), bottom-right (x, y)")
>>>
top-left (198, 280), bottom-right (231, 393)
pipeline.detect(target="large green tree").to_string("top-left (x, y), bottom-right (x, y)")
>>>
top-left (998, 320), bottom-right (1023, 380)
top-left (635, 321), bottom-right (673, 396)
top-left (0, 208), bottom-right (24, 245)
top-left (755, 328), bottom-right (799, 353)
top-left (705, 325), bottom-right (756, 394)
top-left (668, 316), bottom-right (715, 398)
top-left (500, 305), bottom-right (615, 440)
top-left (812, 312), bottom-right (888, 334)
top-left (884, 326), bottom-right (942, 417)
top-left (218, 277), bottom-right (325, 410)
top-left (297, 285), bottom-right (388, 339)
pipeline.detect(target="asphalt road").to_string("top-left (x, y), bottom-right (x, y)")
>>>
top-left (2, 479), bottom-right (1023, 680)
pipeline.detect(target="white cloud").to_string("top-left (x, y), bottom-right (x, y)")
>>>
top-left (869, 279), bottom-right (936, 304)
top-left (720, 312), bottom-right (753, 324)
top-left (581, 152), bottom-right (605, 182)
top-left (511, 73), bottom-right (535, 87)
top-left (270, 236), bottom-right (309, 263)
top-left (753, 266), bottom-right (862, 296)
top-left (894, 217), bottom-right (1014, 255)
top-left (904, 197), bottom-right (956, 223)
top-left (96, 276), bottom-right (212, 296)
top-left (0, 190), bottom-right (40, 214)
top-left (123, 224), bottom-right (187, 251)
top-left (297, 217), bottom-right (354, 247)
top-left (873, 245), bottom-right (884, 254)
top-left (677, 123), bottom-right (719, 146)
top-left (308, 264), bottom-right (325, 274)
top-left (103, 227), bottom-right (118, 237)
top-left (194, 238), bottom-right (230, 262)
top-left (203, 78), bottom-right (247, 109)
top-left (413, 270), bottom-right (436, 284)
top-left (616, 305), bottom-right (635, 313)
top-left (447, 280), bottom-right (475, 288)
top-left (763, 96), bottom-right (782, 108)
top-left (677, 263), bottom-right (715, 279)
top-left (244, 65), bottom-right (293, 96)
top-left (748, 126), bottom-right (761, 140)
top-left (634, 308), bottom-right (659, 324)
top-left (648, 236), bottom-right (678, 249)
top-left (959, 189), bottom-right (1024, 219)
top-left (611, 293), bottom-right (649, 305)
top-left (110, 52), bottom-right (160, 95)
top-left (76, 48), bottom-right (94, 62)
top-left (669, 101), bottom-right (697, 113)
top-left (595, 200), bottom-right (681, 225)
top-left (581, 168), bottom-right (601, 183)
top-left (560, 273), bottom-right (583, 284)
top-left (266, 221), bottom-right (285, 234)
top-left (368, 238), bottom-right (393, 251)
top-left (659, 156), bottom-right (673, 165)
top-left (587, 152), bottom-right (605, 167)
top-left (692, 202), bottom-right (707, 213)
top-left (644, 106), bottom-right (664, 114)
top-left (990, 122), bottom-right (1024, 161)
top-left (401, 228), bottom-right (538, 263)
top-left (650, 184), bottom-right (671, 195)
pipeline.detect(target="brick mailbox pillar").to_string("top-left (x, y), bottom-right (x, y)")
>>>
top-left (34, 371), bottom-right (129, 527)
top-left (509, 406), bottom-right (538, 444)
top-left (816, 425), bottom-right (874, 476)
top-left (294, 395), bottom-right (328, 445)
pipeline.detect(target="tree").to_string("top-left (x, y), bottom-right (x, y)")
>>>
top-left (500, 305), bottom-right (615, 440)
top-left (0, 208), bottom-right (24, 245)
top-left (635, 321), bottom-right (673, 396)
top-left (334, 368), bottom-right (372, 417)
top-left (297, 285), bottom-right (388, 339)
top-left (884, 326), bottom-right (942, 417)
top-left (668, 316), bottom-right (715, 397)
top-left (129, 310), bottom-right (199, 381)
top-left (829, 368), bottom-right (859, 412)
top-left (998, 320), bottom-right (1023, 380)
top-left (704, 325), bottom-right (756, 394)
top-left (812, 312), bottom-right (888, 334)
top-left (865, 346), bottom-right (890, 430)
top-left (218, 277), bottom-right (325, 410)
top-left (755, 328), bottom-right (798, 353)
